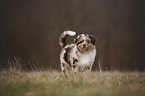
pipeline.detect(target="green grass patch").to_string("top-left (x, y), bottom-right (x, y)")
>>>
top-left (0, 69), bottom-right (145, 96)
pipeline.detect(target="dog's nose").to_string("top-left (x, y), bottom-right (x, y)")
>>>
top-left (83, 44), bottom-right (86, 47)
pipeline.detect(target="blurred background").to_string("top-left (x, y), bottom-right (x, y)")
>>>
top-left (0, 0), bottom-right (145, 71)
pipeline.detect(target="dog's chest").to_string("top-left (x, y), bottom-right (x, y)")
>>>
top-left (76, 49), bottom-right (96, 67)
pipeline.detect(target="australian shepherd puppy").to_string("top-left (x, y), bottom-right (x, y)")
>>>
top-left (59, 30), bottom-right (96, 74)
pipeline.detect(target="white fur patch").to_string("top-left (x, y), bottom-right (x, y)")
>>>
top-left (77, 48), bottom-right (96, 67)
top-left (64, 30), bottom-right (76, 36)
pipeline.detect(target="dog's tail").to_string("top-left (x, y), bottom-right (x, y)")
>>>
top-left (59, 30), bottom-right (76, 48)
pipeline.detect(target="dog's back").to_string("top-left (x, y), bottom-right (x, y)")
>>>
top-left (59, 31), bottom-right (76, 72)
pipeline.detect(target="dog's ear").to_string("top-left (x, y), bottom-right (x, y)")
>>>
top-left (74, 38), bottom-right (78, 43)
top-left (89, 35), bottom-right (96, 45)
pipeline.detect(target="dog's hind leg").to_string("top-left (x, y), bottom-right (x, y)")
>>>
top-left (60, 49), bottom-right (66, 72)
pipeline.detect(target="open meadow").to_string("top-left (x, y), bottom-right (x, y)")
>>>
top-left (1, 1), bottom-right (145, 96)
top-left (0, 68), bottom-right (145, 96)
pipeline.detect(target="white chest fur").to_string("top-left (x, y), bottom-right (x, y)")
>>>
top-left (76, 48), bottom-right (96, 67)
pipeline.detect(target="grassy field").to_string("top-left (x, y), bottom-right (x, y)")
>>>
top-left (0, 68), bottom-right (145, 96)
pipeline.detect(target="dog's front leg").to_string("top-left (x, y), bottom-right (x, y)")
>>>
top-left (71, 57), bottom-right (78, 72)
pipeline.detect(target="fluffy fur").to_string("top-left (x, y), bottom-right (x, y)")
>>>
top-left (59, 30), bottom-right (96, 73)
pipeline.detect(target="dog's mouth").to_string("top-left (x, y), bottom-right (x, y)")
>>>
top-left (82, 45), bottom-right (89, 50)
top-left (77, 43), bottom-right (94, 52)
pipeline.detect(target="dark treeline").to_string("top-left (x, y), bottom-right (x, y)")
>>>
top-left (0, 0), bottom-right (145, 71)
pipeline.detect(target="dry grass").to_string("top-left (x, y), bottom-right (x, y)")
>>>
top-left (0, 68), bottom-right (145, 96)
top-left (0, 58), bottom-right (145, 96)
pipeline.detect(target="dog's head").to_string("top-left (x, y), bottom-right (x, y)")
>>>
top-left (74, 34), bottom-right (96, 52)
